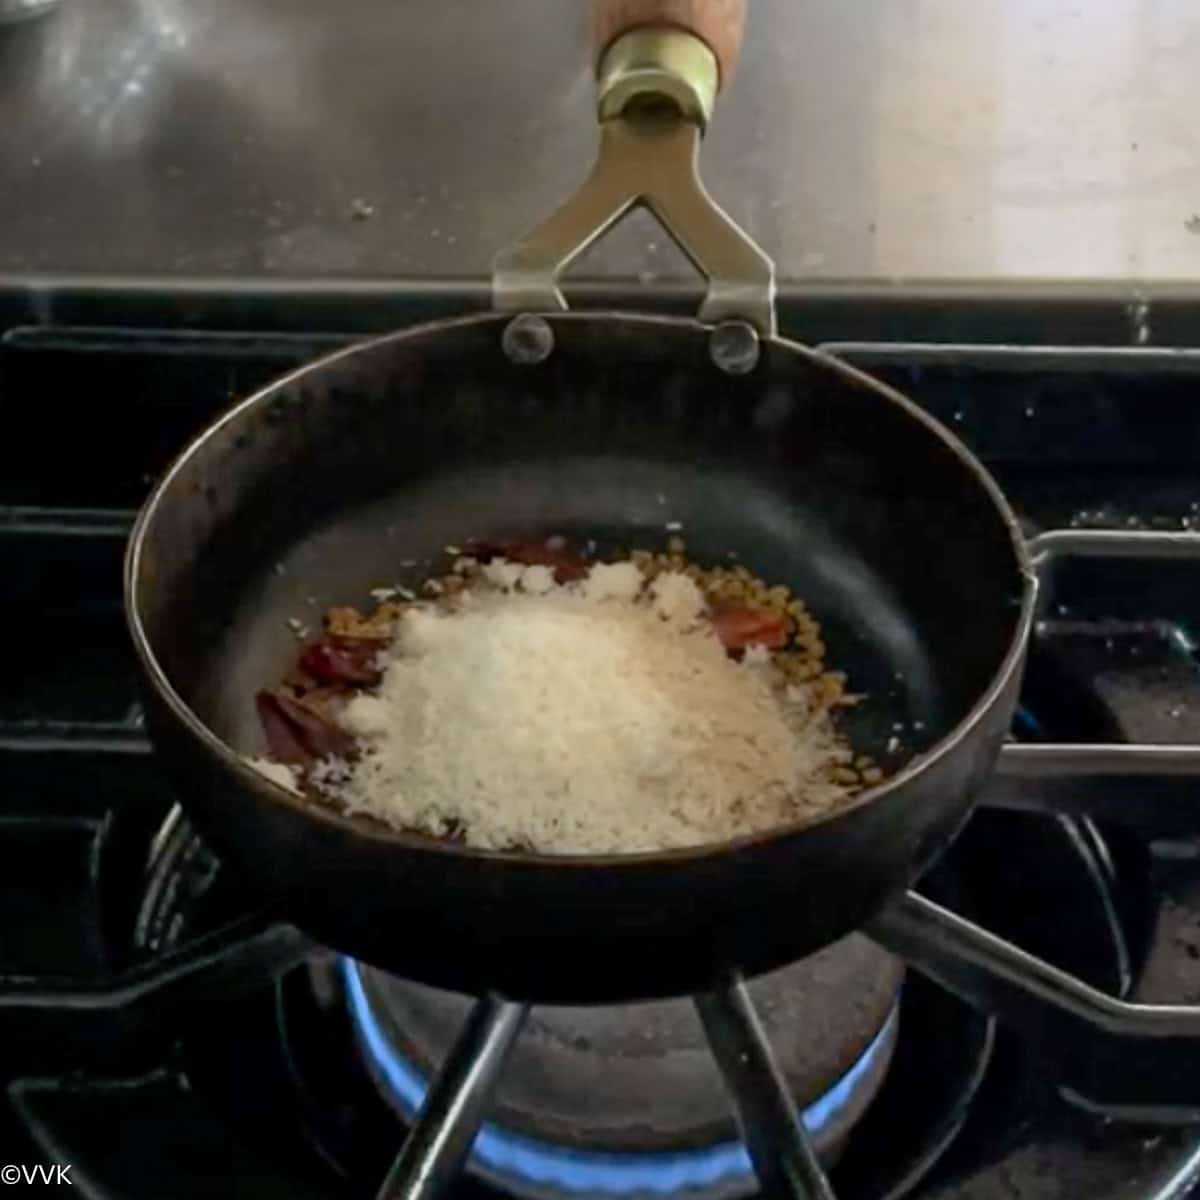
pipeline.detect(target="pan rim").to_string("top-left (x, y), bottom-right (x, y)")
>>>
top-left (124, 310), bottom-right (1037, 869)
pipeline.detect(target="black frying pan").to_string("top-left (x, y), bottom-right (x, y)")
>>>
top-left (124, 7), bottom-right (1035, 1004)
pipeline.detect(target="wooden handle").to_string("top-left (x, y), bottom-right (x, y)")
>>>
top-left (593, 0), bottom-right (746, 87)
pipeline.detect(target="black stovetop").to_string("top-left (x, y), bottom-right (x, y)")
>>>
top-left (2, 283), bottom-right (1200, 1199)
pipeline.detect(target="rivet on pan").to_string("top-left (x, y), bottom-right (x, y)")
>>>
top-left (501, 314), bottom-right (555, 365)
top-left (709, 321), bottom-right (761, 376)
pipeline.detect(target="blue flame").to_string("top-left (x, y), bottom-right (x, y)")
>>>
top-left (342, 958), bottom-right (899, 1195)
top-left (1013, 704), bottom-right (1044, 739)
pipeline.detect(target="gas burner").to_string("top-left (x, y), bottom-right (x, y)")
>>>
top-left (276, 954), bottom-right (990, 1200)
top-left (346, 943), bottom-right (901, 1197)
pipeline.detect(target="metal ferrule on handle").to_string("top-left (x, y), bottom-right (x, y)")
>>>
top-left (492, 13), bottom-right (776, 355)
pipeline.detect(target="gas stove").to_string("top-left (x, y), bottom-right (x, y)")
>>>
top-left (2, 281), bottom-right (1200, 1199)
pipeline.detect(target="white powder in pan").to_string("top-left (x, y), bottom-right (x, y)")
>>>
top-left (325, 569), bottom-right (852, 854)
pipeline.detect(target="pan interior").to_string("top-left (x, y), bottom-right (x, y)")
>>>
top-left (132, 313), bottom-right (1027, 845)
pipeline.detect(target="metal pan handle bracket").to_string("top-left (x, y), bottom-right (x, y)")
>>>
top-left (492, 28), bottom-right (777, 373)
